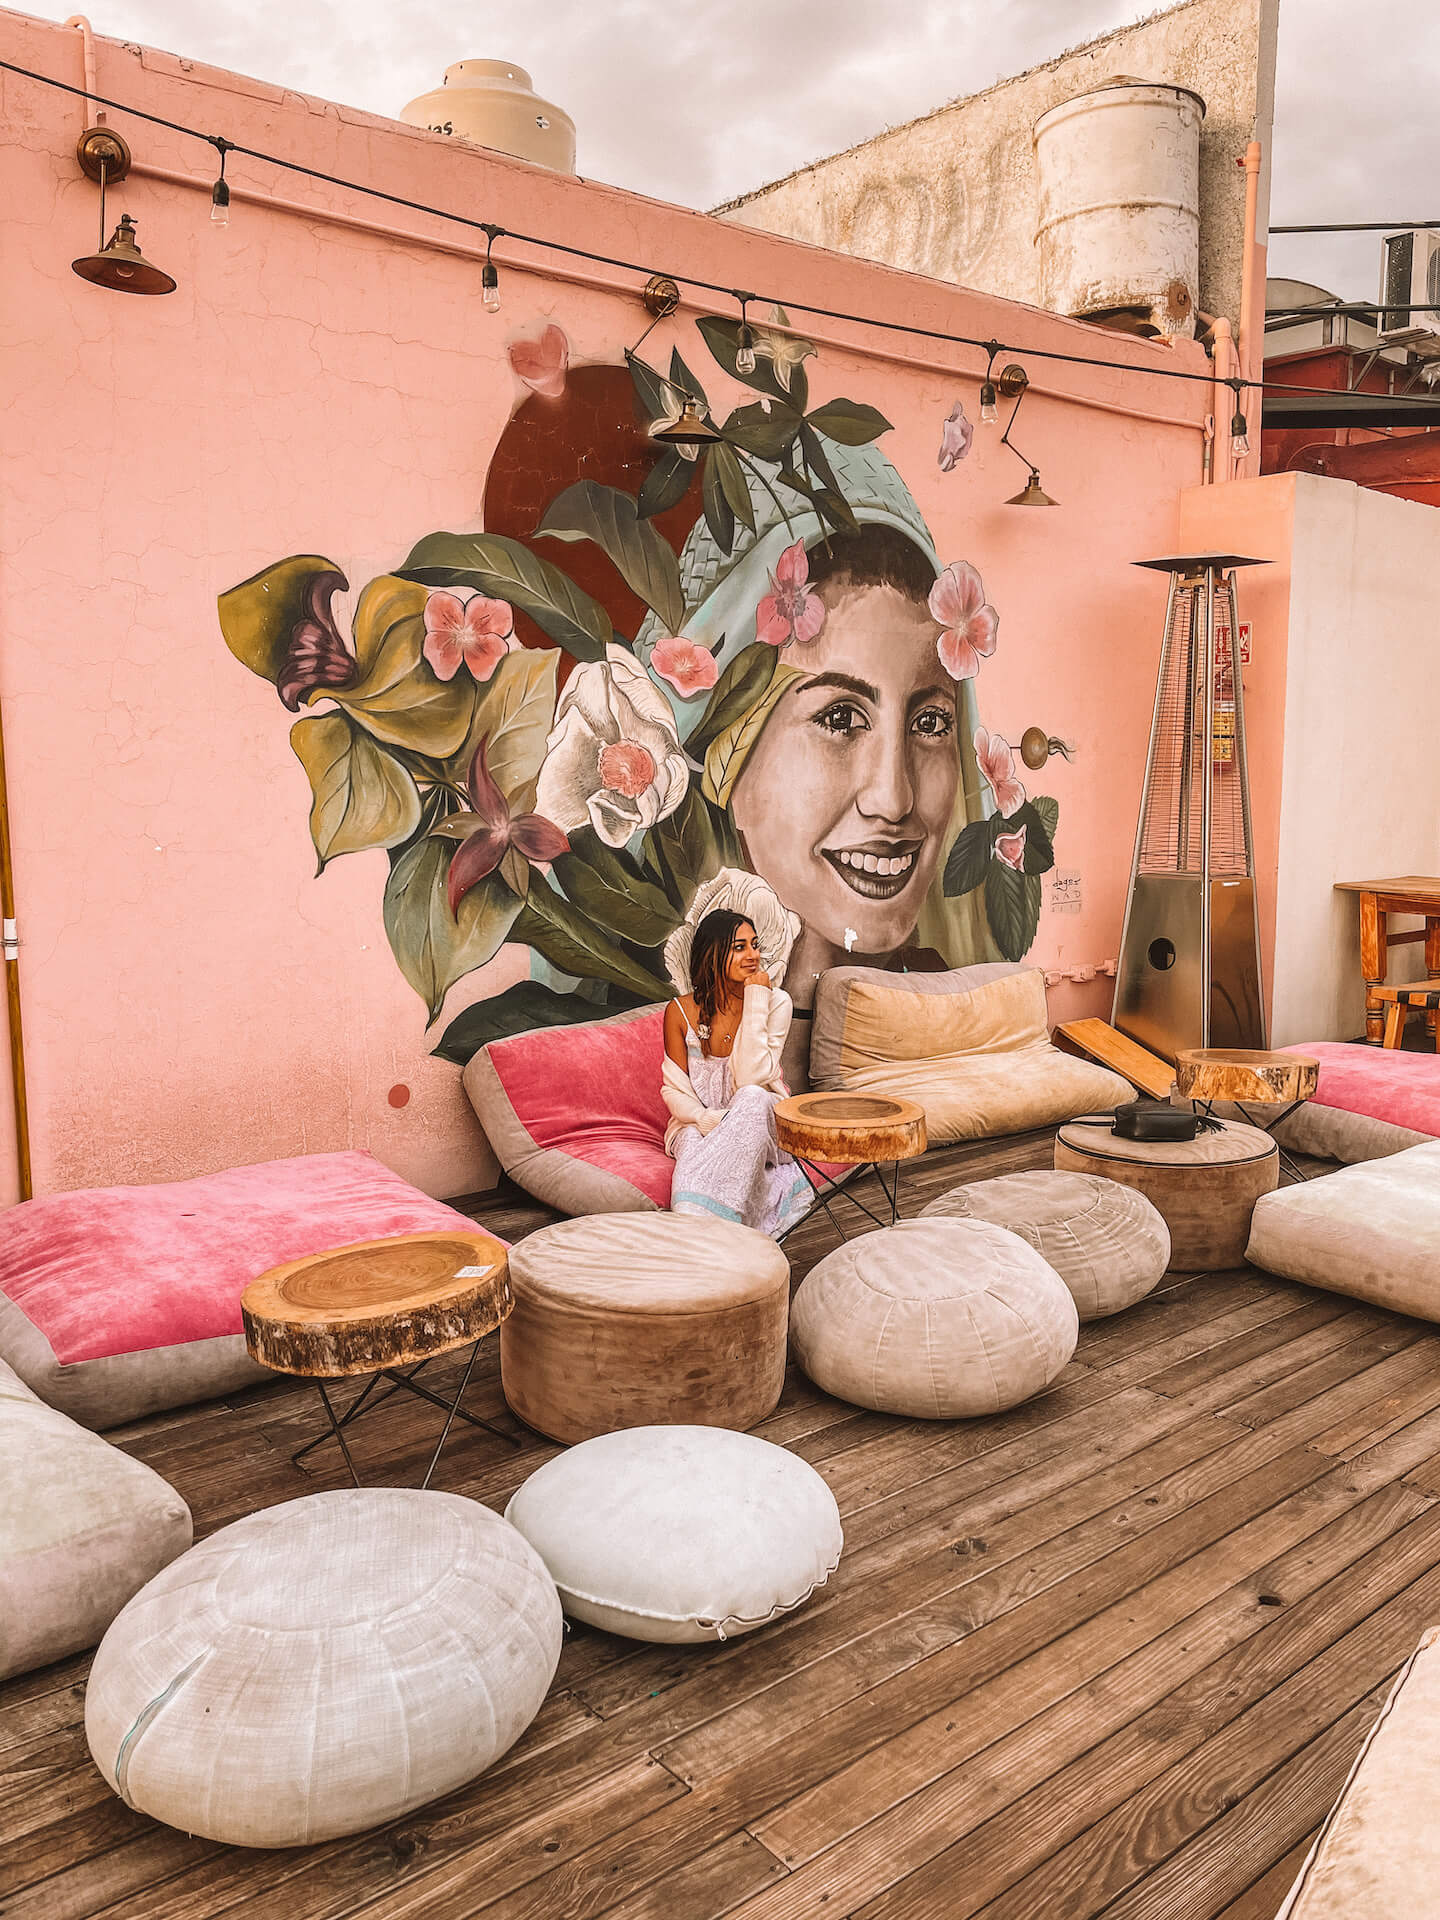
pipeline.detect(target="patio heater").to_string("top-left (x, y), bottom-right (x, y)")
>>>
top-left (1113, 553), bottom-right (1268, 1060)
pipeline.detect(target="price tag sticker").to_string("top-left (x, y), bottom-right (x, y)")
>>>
top-left (455, 1265), bottom-right (493, 1279)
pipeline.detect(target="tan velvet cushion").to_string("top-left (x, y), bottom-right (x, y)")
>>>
top-left (790, 1218), bottom-right (1078, 1418)
top-left (1246, 1141), bottom-right (1440, 1321)
top-left (922, 1171), bottom-right (1170, 1319)
top-left (0, 1357), bottom-right (191, 1680)
top-left (809, 965), bottom-right (1131, 1144)
top-left (1278, 1625), bottom-right (1440, 1917)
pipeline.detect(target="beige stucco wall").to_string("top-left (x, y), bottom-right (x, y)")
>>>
top-left (719, 0), bottom-right (1278, 333)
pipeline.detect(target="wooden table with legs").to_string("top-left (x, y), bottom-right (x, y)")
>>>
top-left (1335, 877), bottom-right (1440, 1044)
top-left (774, 1092), bottom-right (926, 1240)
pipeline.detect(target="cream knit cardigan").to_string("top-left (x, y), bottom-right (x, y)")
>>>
top-left (661, 984), bottom-right (793, 1158)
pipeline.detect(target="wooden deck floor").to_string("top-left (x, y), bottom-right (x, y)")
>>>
top-left (7, 1129), bottom-right (1440, 1919)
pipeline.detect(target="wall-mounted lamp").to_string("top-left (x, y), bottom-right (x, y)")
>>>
top-left (997, 365), bottom-right (1058, 506)
top-left (651, 394), bottom-right (722, 462)
top-left (71, 127), bottom-right (176, 296)
top-left (642, 275), bottom-right (681, 320)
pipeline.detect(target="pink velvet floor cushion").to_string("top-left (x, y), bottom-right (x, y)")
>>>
top-left (1274, 1042), bottom-right (1440, 1163)
top-left (0, 1152), bottom-right (481, 1430)
top-left (463, 1004), bottom-right (675, 1216)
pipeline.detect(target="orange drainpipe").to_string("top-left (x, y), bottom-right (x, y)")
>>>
top-left (0, 690), bottom-right (32, 1203)
top-left (1236, 141), bottom-right (1264, 478)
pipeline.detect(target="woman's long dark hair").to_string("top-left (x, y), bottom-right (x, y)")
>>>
top-left (688, 910), bottom-right (755, 1027)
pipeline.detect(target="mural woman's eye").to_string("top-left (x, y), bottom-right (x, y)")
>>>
top-left (912, 705), bottom-right (954, 738)
top-left (813, 701), bottom-right (870, 737)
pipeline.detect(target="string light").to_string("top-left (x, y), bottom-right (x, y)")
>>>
top-left (735, 291), bottom-right (756, 375)
top-left (209, 137), bottom-right (231, 227)
top-left (481, 223), bottom-right (502, 314)
top-left (979, 342), bottom-right (1000, 425)
top-left (1229, 379), bottom-right (1251, 457)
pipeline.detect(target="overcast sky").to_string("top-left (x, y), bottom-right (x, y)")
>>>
top-left (48, 0), bottom-right (1440, 301)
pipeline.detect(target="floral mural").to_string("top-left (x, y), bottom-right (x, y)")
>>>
top-left (218, 317), bottom-right (1059, 1066)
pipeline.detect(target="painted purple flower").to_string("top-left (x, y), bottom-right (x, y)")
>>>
top-left (443, 737), bottom-right (569, 915)
top-left (756, 540), bottom-right (825, 647)
top-left (938, 402), bottom-right (974, 471)
top-left (277, 570), bottom-right (357, 711)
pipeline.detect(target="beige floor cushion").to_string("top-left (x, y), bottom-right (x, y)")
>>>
top-left (502, 1213), bottom-right (790, 1443)
top-left (810, 964), bottom-right (1131, 1144)
top-left (1246, 1141), bottom-right (1440, 1321)
top-left (0, 1358), bottom-right (191, 1681)
top-left (1277, 1625), bottom-right (1440, 1917)
top-left (1056, 1119), bottom-right (1278, 1271)
top-left (506, 1425), bottom-right (842, 1642)
top-left (790, 1217), bottom-right (1078, 1418)
top-left (85, 1489), bottom-right (562, 1848)
top-left (922, 1170), bottom-right (1170, 1319)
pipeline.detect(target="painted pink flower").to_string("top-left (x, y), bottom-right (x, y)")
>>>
top-left (756, 540), bottom-right (826, 647)
top-left (508, 324), bottom-right (569, 399)
top-left (938, 401), bottom-right (974, 471)
top-left (974, 727), bottom-right (1026, 817)
top-left (445, 737), bottom-right (569, 915)
top-left (931, 562), bottom-right (999, 680)
top-left (995, 824), bottom-right (1028, 871)
top-left (423, 590), bottom-right (515, 683)
top-left (649, 634), bottom-right (719, 699)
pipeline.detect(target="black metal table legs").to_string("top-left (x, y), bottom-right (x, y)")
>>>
top-left (293, 1342), bottom-right (520, 1489)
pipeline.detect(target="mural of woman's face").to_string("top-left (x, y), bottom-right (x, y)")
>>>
top-left (730, 577), bottom-right (959, 962)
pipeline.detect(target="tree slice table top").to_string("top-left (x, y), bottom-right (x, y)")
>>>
top-left (242, 1230), bottom-right (512, 1379)
top-left (774, 1092), bottom-right (926, 1166)
top-left (1173, 1048), bottom-right (1320, 1107)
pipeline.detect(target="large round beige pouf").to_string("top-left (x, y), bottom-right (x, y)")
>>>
top-left (1054, 1119), bottom-right (1278, 1271)
top-left (501, 1214), bottom-right (790, 1444)
top-left (506, 1425), bottom-right (843, 1643)
top-left (921, 1171), bottom-right (1170, 1320)
top-left (790, 1219), bottom-right (1078, 1419)
top-left (84, 1490), bottom-right (562, 1848)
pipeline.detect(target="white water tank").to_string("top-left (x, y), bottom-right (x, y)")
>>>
top-left (400, 61), bottom-right (576, 174)
top-left (1033, 76), bottom-right (1203, 336)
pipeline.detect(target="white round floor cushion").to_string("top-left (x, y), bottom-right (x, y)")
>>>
top-left (84, 1489), bottom-right (563, 1848)
top-left (790, 1218), bottom-right (1079, 1418)
top-left (505, 1426), bottom-right (843, 1643)
top-left (922, 1170), bottom-right (1171, 1320)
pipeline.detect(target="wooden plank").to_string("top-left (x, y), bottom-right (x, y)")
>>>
top-left (1056, 1018), bottom-right (1176, 1098)
top-left (1210, 1833), bottom-right (1316, 1919)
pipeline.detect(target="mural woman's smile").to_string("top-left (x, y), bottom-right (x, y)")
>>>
top-left (821, 838), bottom-right (923, 899)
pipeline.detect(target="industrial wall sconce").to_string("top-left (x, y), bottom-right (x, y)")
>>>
top-left (71, 126), bottom-right (177, 296)
top-left (997, 364), bottom-right (1058, 506)
top-left (642, 274), bottom-right (681, 320)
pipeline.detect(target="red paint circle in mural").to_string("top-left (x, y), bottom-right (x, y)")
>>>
top-left (387, 1084), bottom-right (411, 1109)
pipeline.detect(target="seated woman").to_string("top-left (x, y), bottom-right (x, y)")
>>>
top-left (662, 908), bottom-right (814, 1238)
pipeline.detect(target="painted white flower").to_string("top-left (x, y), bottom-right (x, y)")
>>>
top-left (664, 867), bottom-right (801, 993)
top-left (534, 644), bottom-right (690, 850)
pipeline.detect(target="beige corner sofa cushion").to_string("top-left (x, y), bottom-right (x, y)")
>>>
top-left (1246, 1140), bottom-right (1440, 1321)
top-left (506, 1425), bottom-right (842, 1643)
top-left (0, 1357), bottom-right (191, 1681)
top-left (85, 1488), bottom-right (563, 1848)
top-left (790, 1217), bottom-right (1078, 1418)
top-left (809, 964), bottom-right (1132, 1145)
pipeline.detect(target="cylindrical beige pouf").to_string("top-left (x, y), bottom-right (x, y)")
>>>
top-left (84, 1489), bottom-right (562, 1848)
top-left (1053, 1119), bottom-right (1278, 1271)
top-left (501, 1214), bottom-right (790, 1444)
top-left (921, 1170), bottom-right (1170, 1319)
top-left (790, 1218), bottom-right (1078, 1419)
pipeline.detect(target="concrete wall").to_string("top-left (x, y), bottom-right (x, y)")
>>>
top-left (719, 0), bottom-right (1278, 334)
top-left (0, 11), bottom-right (1215, 1206)
top-left (1180, 473), bottom-right (1440, 1047)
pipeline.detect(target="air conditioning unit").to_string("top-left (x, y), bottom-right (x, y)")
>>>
top-left (1378, 229), bottom-right (1440, 345)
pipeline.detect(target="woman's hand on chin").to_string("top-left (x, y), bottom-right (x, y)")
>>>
top-left (750, 968), bottom-right (772, 989)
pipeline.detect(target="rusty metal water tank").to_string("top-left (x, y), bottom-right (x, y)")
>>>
top-left (1033, 76), bottom-right (1204, 337)
top-left (400, 61), bottom-right (576, 174)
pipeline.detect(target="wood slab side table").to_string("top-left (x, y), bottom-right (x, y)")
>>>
top-left (242, 1229), bottom-right (516, 1488)
top-left (1335, 877), bottom-right (1440, 1044)
top-left (1174, 1047), bottom-right (1320, 1184)
top-left (774, 1092), bottom-right (926, 1240)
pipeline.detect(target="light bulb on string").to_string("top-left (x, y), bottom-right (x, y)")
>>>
top-left (735, 292), bottom-right (756, 375)
top-left (979, 380), bottom-right (998, 426)
top-left (481, 224), bottom-right (503, 314)
top-left (1229, 384), bottom-right (1250, 457)
top-left (210, 138), bottom-right (231, 227)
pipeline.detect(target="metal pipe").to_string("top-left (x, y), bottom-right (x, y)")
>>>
top-left (1237, 141), bottom-right (1263, 386)
top-left (62, 14), bottom-right (97, 122)
top-left (1111, 569), bottom-right (1178, 1028)
top-left (1228, 570), bottom-right (1266, 1042)
top-left (0, 687), bottom-right (33, 1202)
top-left (1211, 317), bottom-right (1237, 478)
top-left (1200, 566), bottom-right (1217, 1045)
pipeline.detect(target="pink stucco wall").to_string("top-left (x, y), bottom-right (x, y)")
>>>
top-left (0, 11), bottom-right (1217, 1204)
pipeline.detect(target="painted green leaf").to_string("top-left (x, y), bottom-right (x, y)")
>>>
top-left (535, 482), bottom-right (685, 634)
top-left (942, 818), bottom-right (993, 898)
top-left (686, 643), bottom-right (778, 758)
top-left (1014, 796), bottom-right (1059, 875)
top-left (723, 402), bottom-right (802, 465)
top-left (701, 450), bottom-right (736, 556)
top-left (516, 882), bottom-right (671, 1001)
top-left (626, 351), bottom-right (672, 426)
top-left (777, 465), bottom-right (857, 534)
top-left (444, 648), bottom-right (560, 815)
top-left (637, 447), bottom-right (695, 521)
top-left (398, 532), bottom-right (613, 661)
top-left (330, 575), bottom-right (475, 757)
top-left (709, 440), bottom-right (756, 533)
top-left (668, 347), bottom-right (707, 404)
top-left (804, 399), bottom-right (893, 445)
top-left (218, 555), bottom-right (346, 684)
top-left (550, 835), bottom-right (678, 947)
top-left (431, 981), bottom-right (645, 1066)
top-left (290, 711), bottom-right (422, 872)
top-left (383, 837), bottom-right (522, 1023)
top-left (696, 315), bottom-right (799, 410)
top-left (799, 423), bottom-right (843, 498)
top-left (702, 652), bottom-right (805, 809)
top-left (984, 861), bottom-right (1043, 962)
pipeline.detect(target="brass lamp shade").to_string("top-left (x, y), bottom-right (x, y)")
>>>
top-left (1006, 470), bottom-right (1058, 507)
top-left (72, 215), bottom-right (177, 296)
top-left (651, 396), bottom-right (721, 451)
